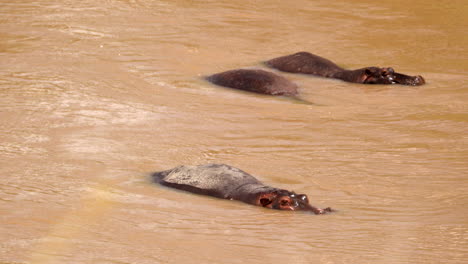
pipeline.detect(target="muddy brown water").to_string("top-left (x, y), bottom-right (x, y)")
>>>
top-left (1, 0), bottom-right (467, 263)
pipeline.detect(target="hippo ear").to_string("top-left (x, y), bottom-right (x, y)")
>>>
top-left (258, 193), bottom-right (277, 207)
top-left (259, 197), bottom-right (272, 207)
top-left (364, 68), bottom-right (373, 76)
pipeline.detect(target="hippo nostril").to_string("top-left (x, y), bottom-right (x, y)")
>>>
top-left (415, 75), bottom-right (425, 85)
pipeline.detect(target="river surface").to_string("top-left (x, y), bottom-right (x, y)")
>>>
top-left (1, 1), bottom-right (467, 263)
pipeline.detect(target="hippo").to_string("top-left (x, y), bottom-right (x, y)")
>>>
top-left (152, 163), bottom-right (332, 214)
top-left (266, 51), bottom-right (425, 86)
top-left (205, 69), bottom-right (299, 96)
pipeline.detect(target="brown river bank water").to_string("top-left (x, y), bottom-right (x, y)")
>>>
top-left (1, 0), bottom-right (467, 263)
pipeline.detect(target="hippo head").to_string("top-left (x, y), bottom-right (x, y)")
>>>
top-left (360, 67), bottom-right (396, 84)
top-left (392, 72), bottom-right (425, 86)
top-left (256, 190), bottom-right (332, 214)
top-left (361, 67), bottom-right (425, 86)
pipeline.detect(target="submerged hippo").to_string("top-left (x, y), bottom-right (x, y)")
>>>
top-left (152, 163), bottom-right (332, 214)
top-left (206, 69), bottom-right (299, 96)
top-left (266, 51), bottom-right (425, 86)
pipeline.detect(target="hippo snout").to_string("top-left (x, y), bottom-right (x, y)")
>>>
top-left (413, 75), bottom-right (425, 85)
top-left (313, 207), bottom-right (334, 215)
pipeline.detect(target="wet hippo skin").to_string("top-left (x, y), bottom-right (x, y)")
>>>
top-left (152, 163), bottom-right (332, 214)
top-left (206, 69), bottom-right (299, 96)
top-left (266, 52), bottom-right (425, 86)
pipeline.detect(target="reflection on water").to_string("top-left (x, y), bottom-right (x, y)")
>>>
top-left (1, 0), bottom-right (467, 263)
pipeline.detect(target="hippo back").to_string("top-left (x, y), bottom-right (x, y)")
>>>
top-left (266, 52), bottom-right (343, 77)
top-left (206, 69), bottom-right (298, 96)
top-left (152, 164), bottom-right (262, 199)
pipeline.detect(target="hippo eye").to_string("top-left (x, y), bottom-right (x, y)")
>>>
top-left (299, 194), bottom-right (309, 203)
top-left (382, 68), bottom-right (394, 77)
